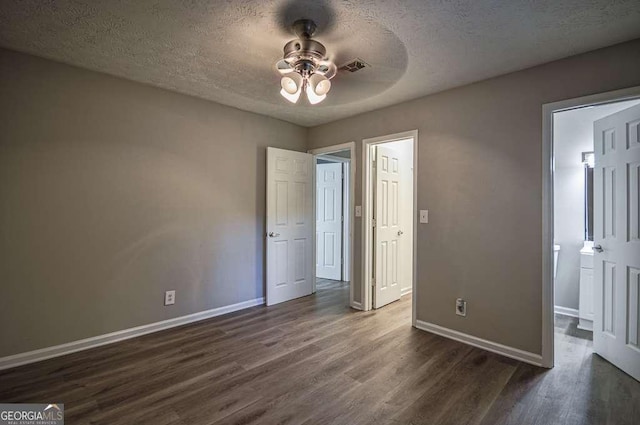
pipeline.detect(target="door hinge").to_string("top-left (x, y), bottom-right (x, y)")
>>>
top-left (372, 279), bottom-right (375, 287)
top-left (372, 219), bottom-right (376, 228)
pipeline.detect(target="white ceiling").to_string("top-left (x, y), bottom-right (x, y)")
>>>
top-left (1, 0), bottom-right (639, 127)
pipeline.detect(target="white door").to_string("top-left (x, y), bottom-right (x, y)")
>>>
top-left (374, 145), bottom-right (403, 308)
top-left (266, 147), bottom-right (314, 306)
top-left (593, 103), bottom-right (640, 381)
top-left (316, 162), bottom-right (343, 281)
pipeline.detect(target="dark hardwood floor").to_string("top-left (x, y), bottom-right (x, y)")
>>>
top-left (1, 280), bottom-right (638, 424)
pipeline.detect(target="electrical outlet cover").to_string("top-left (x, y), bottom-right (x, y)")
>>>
top-left (165, 290), bottom-right (176, 306)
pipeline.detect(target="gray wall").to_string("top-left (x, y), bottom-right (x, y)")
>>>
top-left (307, 39), bottom-right (640, 354)
top-left (553, 100), bottom-right (640, 310)
top-left (0, 49), bottom-right (307, 357)
top-left (2, 38), bottom-right (640, 359)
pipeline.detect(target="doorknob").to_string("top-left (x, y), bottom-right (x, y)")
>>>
top-left (593, 244), bottom-right (604, 253)
top-left (268, 232), bottom-right (281, 238)
top-left (397, 230), bottom-right (404, 236)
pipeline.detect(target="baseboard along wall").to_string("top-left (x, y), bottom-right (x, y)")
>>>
top-left (414, 320), bottom-right (543, 367)
top-left (0, 297), bottom-right (265, 371)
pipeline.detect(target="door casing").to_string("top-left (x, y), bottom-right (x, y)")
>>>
top-left (541, 85), bottom-right (640, 368)
top-left (362, 130), bottom-right (418, 326)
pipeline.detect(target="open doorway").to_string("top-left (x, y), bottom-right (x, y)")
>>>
top-left (310, 142), bottom-right (355, 307)
top-left (362, 131), bottom-right (417, 320)
top-left (543, 87), bottom-right (640, 381)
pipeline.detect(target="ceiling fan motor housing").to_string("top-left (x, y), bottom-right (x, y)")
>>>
top-left (283, 39), bottom-right (326, 61)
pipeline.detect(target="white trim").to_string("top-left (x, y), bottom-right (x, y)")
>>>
top-left (0, 297), bottom-right (265, 371)
top-left (310, 142), bottom-right (355, 156)
top-left (577, 319), bottom-right (594, 332)
top-left (554, 306), bottom-right (580, 318)
top-left (541, 101), bottom-right (554, 369)
top-left (415, 320), bottom-right (543, 367)
top-left (541, 85), bottom-right (640, 369)
top-left (342, 162), bottom-right (350, 280)
top-left (401, 287), bottom-right (413, 296)
top-left (361, 130), bottom-right (418, 327)
top-left (309, 142), bottom-right (356, 307)
top-left (412, 135), bottom-right (418, 327)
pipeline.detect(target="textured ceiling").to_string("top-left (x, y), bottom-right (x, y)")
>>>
top-left (1, 1), bottom-right (640, 127)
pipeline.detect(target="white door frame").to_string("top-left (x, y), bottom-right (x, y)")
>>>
top-left (362, 130), bottom-right (418, 326)
top-left (309, 142), bottom-right (356, 307)
top-left (541, 85), bottom-right (640, 368)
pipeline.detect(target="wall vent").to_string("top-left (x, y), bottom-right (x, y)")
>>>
top-left (340, 58), bottom-right (368, 72)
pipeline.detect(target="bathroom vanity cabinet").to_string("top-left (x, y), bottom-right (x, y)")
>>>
top-left (578, 241), bottom-right (594, 331)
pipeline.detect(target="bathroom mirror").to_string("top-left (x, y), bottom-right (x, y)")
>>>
top-left (582, 151), bottom-right (594, 241)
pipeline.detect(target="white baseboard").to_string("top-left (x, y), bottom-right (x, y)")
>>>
top-left (554, 306), bottom-right (579, 318)
top-left (401, 287), bottom-right (413, 296)
top-left (0, 297), bottom-right (265, 371)
top-left (414, 320), bottom-right (543, 367)
top-left (577, 318), bottom-right (594, 331)
top-left (350, 301), bottom-right (363, 311)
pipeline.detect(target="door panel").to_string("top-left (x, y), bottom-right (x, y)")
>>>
top-left (316, 162), bottom-right (343, 280)
top-left (629, 162), bottom-right (640, 242)
top-left (602, 167), bottom-right (616, 239)
top-left (374, 145), bottom-right (402, 308)
top-left (603, 261), bottom-right (616, 336)
top-left (593, 104), bottom-right (640, 381)
top-left (628, 267), bottom-right (640, 349)
top-left (274, 240), bottom-right (288, 286)
top-left (294, 182), bottom-right (306, 224)
top-left (267, 147), bottom-right (313, 306)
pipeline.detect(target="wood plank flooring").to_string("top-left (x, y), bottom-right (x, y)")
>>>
top-left (1, 280), bottom-right (638, 424)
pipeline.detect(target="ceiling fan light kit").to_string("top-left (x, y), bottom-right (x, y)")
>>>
top-left (275, 19), bottom-right (336, 105)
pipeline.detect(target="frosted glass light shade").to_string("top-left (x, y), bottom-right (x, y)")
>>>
top-left (280, 87), bottom-right (302, 103)
top-left (281, 73), bottom-right (303, 95)
top-left (308, 73), bottom-right (331, 96)
top-left (305, 84), bottom-right (326, 104)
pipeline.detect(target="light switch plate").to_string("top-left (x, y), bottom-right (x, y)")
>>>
top-left (419, 210), bottom-right (429, 223)
top-left (355, 206), bottom-right (362, 217)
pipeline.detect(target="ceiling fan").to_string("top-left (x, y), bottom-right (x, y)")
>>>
top-left (274, 19), bottom-right (337, 105)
